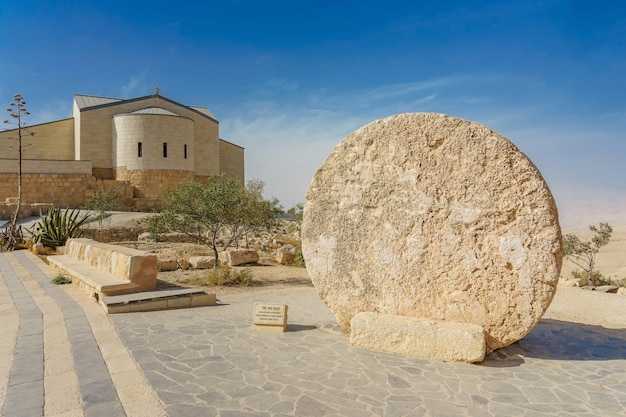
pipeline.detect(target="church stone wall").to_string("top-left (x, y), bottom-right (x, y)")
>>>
top-left (219, 139), bottom-right (245, 180)
top-left (113, 113), bottom-right (195, 172)
top-left (114, 167), bottom-right (194, 199)
top-left (75, 96), bottom-right (221, 179)
top-left (0, 159), bottom-right (92, 175)
top-left (0, 119), bottom-right (74, 161)
top-left (193, 117), bottom-right (220, 178)
top-left (0, 173), bottom-right (92, 208)
top-left (0, 159), bottom-right (92, 218)
top-left (0, 94), bottom-right (244, 216)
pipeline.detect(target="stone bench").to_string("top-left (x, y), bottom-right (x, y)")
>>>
top-left (48, 238), bottom-right (157, 298)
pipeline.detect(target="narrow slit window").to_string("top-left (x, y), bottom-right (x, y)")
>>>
top-left (137, 142), bottom-right (142, 157)
top-left (184, 144), bottom-right (187, 159)
top-left (163, 142), bottom-right (168, 157)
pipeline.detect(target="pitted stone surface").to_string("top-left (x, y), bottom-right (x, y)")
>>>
top-left (350, 312), bottom-right (486, 363)
top-left (302, 112), bottom-right (562, 352)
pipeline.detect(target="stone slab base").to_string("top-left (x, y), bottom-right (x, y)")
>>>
top-left (101, 288), bottom-right (216, 313)
top-left (350, 312), bottom-right (486, 363)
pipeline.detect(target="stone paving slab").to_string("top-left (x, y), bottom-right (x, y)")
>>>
top-left (2, 251), bottom-right (626, 416)
top-left (0, 254), bottom-right (45, 417)
top-left (0, 251), bottom-right (168, 417)
top-left (111, 287), bottom-right (626, 417)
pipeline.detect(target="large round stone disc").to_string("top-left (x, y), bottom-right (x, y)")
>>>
top-left (302, 113), bottom-right (562, 352)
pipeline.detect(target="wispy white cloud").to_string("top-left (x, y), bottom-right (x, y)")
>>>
top-left (37, 100), bottom-right (72, 123)
top-left (222, 74), bottom-right (626, 224)
top-left (267, 78), bottom-right (299, 92)
top-left (121, 72), bottom-right (148, 98)
top-left (221, 100), bottom-right (366, 207)
top-left (25, 99), bottom-right (72, 126)
top-left (321, 76), bottom-right (467, 111)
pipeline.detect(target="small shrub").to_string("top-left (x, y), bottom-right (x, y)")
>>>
top-left (52, 275), bottom-right (71, 285)
top-left (598, 275), bottom-right (626, 287)
top-left (570, 269), bottom-right (603, 286)
top-left (29, 207), bottom-right (91, 248)
top-left (0, 223), bottom-right (24, 252)
top-left (288, 247), bottom-right (306, 268)
top-left (206, 267), bottom-right (253, 286)
top-left (84, 189), bottom-right (121, 223)
top-left (563, 223), bottom-right (612, 286)
top-left (147, 213), bottom-right (168, 242)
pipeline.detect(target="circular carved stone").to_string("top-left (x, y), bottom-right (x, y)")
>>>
top-left (302, 113), bottom-right (562, 352)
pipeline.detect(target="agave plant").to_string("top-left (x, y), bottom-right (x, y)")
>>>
top-left (29, 207), bottom-right (91, 248)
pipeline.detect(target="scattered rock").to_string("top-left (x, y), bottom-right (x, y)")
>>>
top-left (177, 258), bottom-right (190, 270)
top-left (275, 245), bottom-right (296, 264)
top-left (31, 242), bottom-right (46, 255)
top-left (157, 259), bottom-right (179, 272)
top-left (219, 249), bottom-right (259, 266)
top-left (594, 285), bottom-right (619, 293)
top-left (560, 278), bottom-right (583, 287)
top-left (189, 256), bottom-right (216, 269)
top-left (138, 232), bottom-right (199, 243)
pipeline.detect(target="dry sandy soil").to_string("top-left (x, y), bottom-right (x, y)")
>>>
top-left (33, 211), bottom-right (626, 333)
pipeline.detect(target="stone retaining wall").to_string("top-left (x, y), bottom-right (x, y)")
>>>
top-left (0, 173), bottom-right (92, 209)
top-left (114, 167), bottom-right (194, 198)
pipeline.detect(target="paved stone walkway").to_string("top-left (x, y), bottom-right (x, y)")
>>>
top-left (0, 251), bottom-right (166, 417)
top-left (1, 250), bottom-right (626, 416)
top-left (112, 288), bottom-right (626, 417)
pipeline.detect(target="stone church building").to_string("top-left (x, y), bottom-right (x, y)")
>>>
top-left (0, 93), bottom-right (244, 217)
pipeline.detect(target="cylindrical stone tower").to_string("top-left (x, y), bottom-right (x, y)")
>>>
top-left (113, 107), bottom-right (195, 199)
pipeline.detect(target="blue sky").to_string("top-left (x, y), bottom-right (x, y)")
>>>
top-left (1, 1), bottom-right (624, 227)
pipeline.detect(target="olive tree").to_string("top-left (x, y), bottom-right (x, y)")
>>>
top-left (154, 176), bottom-right (277, 268)
top-left (563, 222), bottom-right (612, 286)
top-left (232, 179), bottom-right (281, 248)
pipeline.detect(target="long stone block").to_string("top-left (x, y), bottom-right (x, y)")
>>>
top-left (350, 312), bottom-right (486, 363)
top-left (218, 249), bottom-right (259, 266)
top-left (65, 238), bottom-right (157, 290)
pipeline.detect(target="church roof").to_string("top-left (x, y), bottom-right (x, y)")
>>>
top-left (130, 107), bottom-right (179, 116)
top-left (73, 93), bottom-right (218, 122)
top-left (188, 106), bottom-right (215, 119)
top-left (74, 94), bottom-right (121, 109)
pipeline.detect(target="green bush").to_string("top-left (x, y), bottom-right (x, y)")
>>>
top-left (29, 207), bottom-right (90, 248)
top-left (288, 247), bottom-right (306, 268)
top-left (52, 275), bottom-right (71, 285)
top-left (147, 213), bottom-right (169, 242)
top-left (83, 189), bottom-right (121, 222)
top-left (206, 267), bottom-right (253, 286)
top-left (571, 269), bottom-right (603, 286)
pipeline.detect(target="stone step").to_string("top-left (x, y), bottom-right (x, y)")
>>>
top-left (101, 287), bottom-right (217, 313)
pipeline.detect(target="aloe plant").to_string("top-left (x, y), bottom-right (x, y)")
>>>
top-left (29, 207), bottom-right (91, 248)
